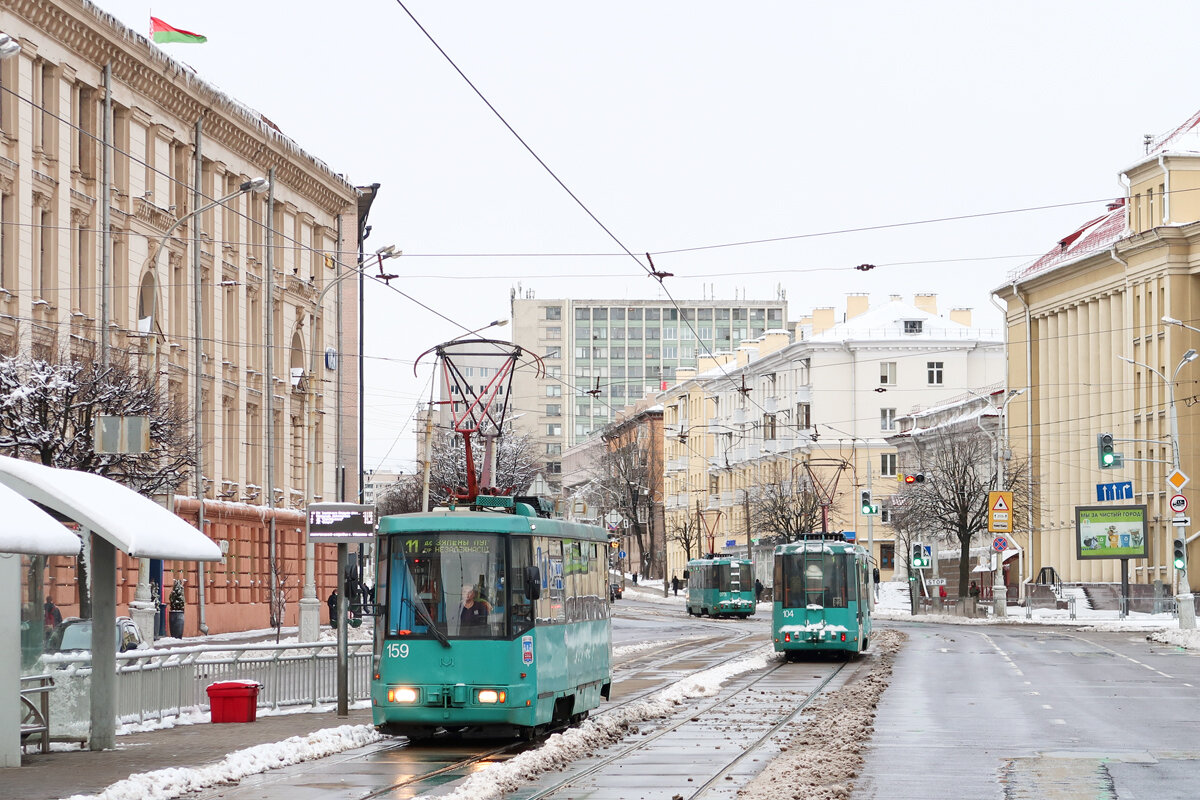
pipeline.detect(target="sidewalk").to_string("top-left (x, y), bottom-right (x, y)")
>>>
top-left (8, 705), bottom-right (373, 800)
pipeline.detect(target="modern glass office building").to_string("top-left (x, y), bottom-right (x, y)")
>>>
top-left (510, 294), bottom-right (788, 483)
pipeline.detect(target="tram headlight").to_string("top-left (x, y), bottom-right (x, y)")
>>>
top-left (477, 689), bottom-right (507, 704)
top-left (388, 687), bottom-right (419, 703)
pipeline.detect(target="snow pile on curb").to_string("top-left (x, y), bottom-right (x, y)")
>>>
top-left (62, 724), bottom-right (382, 800)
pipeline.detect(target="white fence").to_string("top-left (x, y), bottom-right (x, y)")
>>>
top-left (40, 640), bottom-right (374, 741)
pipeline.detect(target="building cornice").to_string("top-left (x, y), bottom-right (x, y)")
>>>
top-left (10, 0), bottom-right (358, 217)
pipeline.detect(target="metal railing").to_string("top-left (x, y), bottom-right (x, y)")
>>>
top-left (37, 640), bottom-right (374, 741)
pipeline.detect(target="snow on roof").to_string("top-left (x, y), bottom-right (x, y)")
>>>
top-left (0, 482), bottom-right (82, 555)
top-left (807, 299), bottom-right (996, 342)
top-left (1012, 201), bottom-right (1126, 282)
top-left (0, 456), bottom-right (221, 560)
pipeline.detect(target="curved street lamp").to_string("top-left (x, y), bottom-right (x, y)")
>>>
top-left (1118, 347), bottom-right (1199, 628)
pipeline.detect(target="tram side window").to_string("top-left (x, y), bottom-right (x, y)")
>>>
top-left (509, 538), bottom-right (535, 636)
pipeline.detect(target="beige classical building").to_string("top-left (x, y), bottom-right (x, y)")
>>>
top-left (0, 1), bottom-right (366, 634)
top-left (662, 295), bottom-right (1004, 584)
top-left (999, 109), bottom-right (1200, 598)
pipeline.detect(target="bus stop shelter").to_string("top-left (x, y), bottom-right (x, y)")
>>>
top-left (0, 455), bottom-right (220, 761)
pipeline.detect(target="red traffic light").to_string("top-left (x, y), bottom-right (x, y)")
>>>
top-left (904, 474), bottom-right (925, 484)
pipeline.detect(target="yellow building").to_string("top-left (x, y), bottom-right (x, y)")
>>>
top-left (998, 109), bottom-right (1200, 597)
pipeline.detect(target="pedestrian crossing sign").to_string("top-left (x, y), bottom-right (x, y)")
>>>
top-left (988, 491), bottom-right (1013, 533)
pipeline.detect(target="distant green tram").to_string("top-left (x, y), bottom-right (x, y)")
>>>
top-left (370, 497), bottom-right (612, 740)
top-left (772, 537), bottom-right (873, 656)
top-left (685, 557), bottom-right (756, 618)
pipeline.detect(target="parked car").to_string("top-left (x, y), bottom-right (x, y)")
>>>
top-left (45, 616), bottom-right (145, 654)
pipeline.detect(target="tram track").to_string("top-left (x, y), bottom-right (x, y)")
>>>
top-left (338, 619), bottom-right (778, 799)
top-left (508, 655), bottom-right (848, 800)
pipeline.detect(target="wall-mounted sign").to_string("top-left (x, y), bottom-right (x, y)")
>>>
top-left (306, 502), bottom-right (375, 543)
top-left (1074, 504), bottom-right (1148, 560)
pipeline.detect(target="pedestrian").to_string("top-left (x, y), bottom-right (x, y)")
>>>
top-left (939, 584), bottom-right (948, 600)
top-left (632, 572), bottom-right (638, 585)
top-left (671, 574), bottom-right (680, 596)
top-left (327, 589), bottom-right (338, 630)
top-left (754, 578), bottom-right (764, 603)
top-left (43, 595), bottom-right (62, 641)
top-left (968, 581), bottom-right (980, 599)
top-left (872, 566), bottom-right (880, 598)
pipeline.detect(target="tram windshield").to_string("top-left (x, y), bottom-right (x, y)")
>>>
top-left (780, 553), bottom-right (849, 609)
top-left (382, 532), bottom-right (515, 640)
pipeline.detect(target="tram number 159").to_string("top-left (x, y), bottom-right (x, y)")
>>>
top-left (386, 643), bottom-right (410, 659)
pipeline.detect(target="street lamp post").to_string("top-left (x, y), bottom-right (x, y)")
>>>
top-left (298, 245), bottom-right (401, 643)
top-left (1119, 347), bottom-right (1198, 629)
top-left (985, 388), bottom-right (1026, 618)
top-left (133, 175), bottom-right (268, 642)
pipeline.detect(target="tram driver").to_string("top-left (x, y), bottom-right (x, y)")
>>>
top-left (459, 584), bottom-right (492, 631)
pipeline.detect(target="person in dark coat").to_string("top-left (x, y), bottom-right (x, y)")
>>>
top-left (754, 578), bottom-right (764, 603)
top-left (327, 589), bottom-right (338, 629)
top-left (671, 575), bottom-right (680, 596)
top-left (43, 596), bottom-right (62, 641)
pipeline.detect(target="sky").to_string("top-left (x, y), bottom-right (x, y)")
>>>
top-left (61, 581), bottom-right (1198, 800)
top-left (87, 1), bottom-right (1200, 473)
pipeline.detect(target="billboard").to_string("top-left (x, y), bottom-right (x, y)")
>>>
top-left (306, 502), bottom-right (375, 543)
top-left (1074, 505), bottom-right (1148, 560)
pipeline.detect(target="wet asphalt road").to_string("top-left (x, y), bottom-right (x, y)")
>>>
top-left (853, 620), bottom-right (1200, 799)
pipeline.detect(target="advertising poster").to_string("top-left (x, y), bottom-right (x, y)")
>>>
top-left (1074, 505), bottom-right (1148, 560)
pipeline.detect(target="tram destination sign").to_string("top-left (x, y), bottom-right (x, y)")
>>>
top-left (1074, 504), bottom-right (1148, 561)
top-left (306, 502), bottom-right (376, 543)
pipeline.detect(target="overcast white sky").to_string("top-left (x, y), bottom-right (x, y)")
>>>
top-left (91, 1), bottom-right (1200, 473)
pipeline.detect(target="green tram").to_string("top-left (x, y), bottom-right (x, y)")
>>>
top-left (370, 496), bottom-right (612, 740)
top-left (772, 536), bottom-right (873, 656)
top-left (685, 556), bottom-right (756, 618)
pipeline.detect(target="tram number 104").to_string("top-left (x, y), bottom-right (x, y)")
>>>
top-left (385, 643), bottom-right (411, 659)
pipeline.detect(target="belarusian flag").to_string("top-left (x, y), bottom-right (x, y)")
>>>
top-left (150, 17), bottom-right (207, 44)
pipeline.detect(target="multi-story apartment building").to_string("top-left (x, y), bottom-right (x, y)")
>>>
top-left (662, 294), bottom-right (1004, 582)
top-left (999, 107), bottom-right (1200, 598)
top-left (1, 2), bottom-right (365, 634)
top-left (509, 291), bottom-right (787, 488)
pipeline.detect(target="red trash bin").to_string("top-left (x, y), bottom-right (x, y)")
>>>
top-left (206, 680), bottom-right (262, 723)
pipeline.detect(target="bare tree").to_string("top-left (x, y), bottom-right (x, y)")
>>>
top-left (592, 438), bottom-right (659, 578)
top-left (427, 426), bottom-right (540, 504)
top-left (0, 349), bottom-right (194, 617)
top-left (667, 511), bottom-right (703, 564)
top-left (749, 477), bottom-right (826, 545)
top-left (889, 427), bottom-right (1034, 598)
top-left (376, 473), bottom-right (424, 516)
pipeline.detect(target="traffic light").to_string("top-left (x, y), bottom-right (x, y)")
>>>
top-left (903, 473), bottom-right (925, 484)
top-left (1174, 536), bottom-right (1187, 572)
top-left (860, 490), bottom-right (878, 515)
top-left (1097, 433), bottom-right (1116, 468)
top-left (911, 542), bottom-right (927, 569)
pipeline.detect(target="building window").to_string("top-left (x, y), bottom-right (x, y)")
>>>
top-left (880, 542), bottom-right (895, 569)
top-left (763, 413), bottom-right (777, 440)
top-left (545, 306), bottom-right (561, 320)
top-left (881, 453), bottom-right (897, 478)
top-left (592, 327), bottom-right (607, 340)
top-left (796, 402), bottom-right (811, 429)
top-left (709, 474), bottom-right (720, 495)
top-left (904, 320), bottom-right (923, 334)
top-left (927, 361), bottom-right (944, 385)
top-left (547, 424), bottom-right (562, 437)
top-left (544, 346), bottom-right (560, 359)
top-left (575, 308), bottom-right (589, 320)
top-left (545, 326), bottom-right (560, 339)
top-left (881, 408), bottom-right (896, 431)
top-left (592, 308), bottom-right (607, 320)
top-left (881, 507), bottom-right (892, 524)
top-left (880, 361), bottom-right (896, 385)
top-left (576, 325), bottom-right (590, 339)
top-left (546, 385), bottom-right (562, 397)
top-left (546, 461), bottom-right (562, 474)
top-left (546, 443), bottom-right (562, 455)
